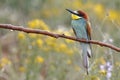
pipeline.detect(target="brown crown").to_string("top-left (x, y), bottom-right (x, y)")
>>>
top-left (77, 10), bottom-right (89, 20)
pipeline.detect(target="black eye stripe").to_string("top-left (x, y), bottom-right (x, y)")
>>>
top-left (78, 14), bottom-right (84, 16)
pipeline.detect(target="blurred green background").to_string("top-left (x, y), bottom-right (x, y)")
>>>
top-left (0, 0), bottom-right (120, 80)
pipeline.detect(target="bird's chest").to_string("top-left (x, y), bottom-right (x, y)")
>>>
top-left (71, 19), bottom-right (88, 39)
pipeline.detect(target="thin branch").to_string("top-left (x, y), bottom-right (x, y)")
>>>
top-left (0, 24), bottom-right (120, 52)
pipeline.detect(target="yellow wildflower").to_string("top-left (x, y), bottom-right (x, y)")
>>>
top-left (59, 43), bottom-right (67, 49)
top-left (91, 76), bottom-right (100, 80)
top-left (28, 19), bottom-right (49, 30)
top-left (64, 31), bottom-right (72, 36)
top-left (94, 4), bottom-right (104, 18)
top-left (19, 66), bottom-right (26, 72)
top-left (100, 57), bottom-right (106, 64)
top-left (39, 20), bottom-right (49, 30)
top-left (109, 10), bottom-right (119, 20)
top-left (28, 19), bottom-right (41, 28)
top-left (65, 49), bottom-right (74, 55)
top-left (28, 33), bottom-right (37, 38)
top-left (46, 37), bottom-right (56, 47)
top-left (65, 39), bottom-right (74, 43)
top-left (35, 56), bottom-right (44, 63)
top-left (99, 70), bottom-right (107, 75)
top-left (0, 57), bottom-right (11, 68)
top-left (94, 4), bottom-right (104, 13)
top-left (18, 32), bottom-right (25, 40)
top-left (59, 43), bottom-right (68, 53)
top-left (36, 39), bottom-right (43, 47)
top-left (46, 41), bottom-right (56, 47)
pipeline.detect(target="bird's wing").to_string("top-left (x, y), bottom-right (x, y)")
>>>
top-left (86, 21), bottom-right (92, 40)
top-left (86, 21), bottom-right (93, 57)
top-left (72, 19), bottom-right (88, 39)
top-left (72, 27), bottom-right (77, 36)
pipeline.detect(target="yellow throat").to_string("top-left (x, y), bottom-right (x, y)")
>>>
top-left (71, 14), bottom-right (81, 20)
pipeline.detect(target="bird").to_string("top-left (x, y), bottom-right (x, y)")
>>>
top-left (66, 9), bottom-right (92, 74)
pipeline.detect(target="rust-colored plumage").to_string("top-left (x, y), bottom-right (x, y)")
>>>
top-left (77, 10), bottom-right (89, 20)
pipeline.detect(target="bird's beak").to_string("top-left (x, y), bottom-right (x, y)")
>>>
top-left (66, 9), bottom-right (79, 16)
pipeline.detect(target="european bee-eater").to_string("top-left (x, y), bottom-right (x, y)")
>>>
top-left (66, 9), bottom-right (92, 74)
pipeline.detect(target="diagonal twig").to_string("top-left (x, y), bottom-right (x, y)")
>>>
top-left (0, 24), bottom-right (120, 52)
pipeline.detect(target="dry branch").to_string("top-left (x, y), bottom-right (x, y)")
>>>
top-left (0, 24), bottom-right (120, 52)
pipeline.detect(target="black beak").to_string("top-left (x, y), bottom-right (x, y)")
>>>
top-left (66, 9), bottom-right (79, 16)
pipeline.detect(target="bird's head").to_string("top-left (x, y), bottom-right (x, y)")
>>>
top-left (66, 9), bottom-right (88, 20)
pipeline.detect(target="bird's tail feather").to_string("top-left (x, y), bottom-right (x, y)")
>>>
top-left (81, 43), bottom-right (92, 74)
top-left (89, 43), bottom-right (93, 57)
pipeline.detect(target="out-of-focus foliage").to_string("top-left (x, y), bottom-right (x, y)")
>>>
top-left (0, 0), bottom-right (120, 80)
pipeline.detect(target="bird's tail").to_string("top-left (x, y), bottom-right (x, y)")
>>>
top-left (81, 43), bottom-right (92, 74)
